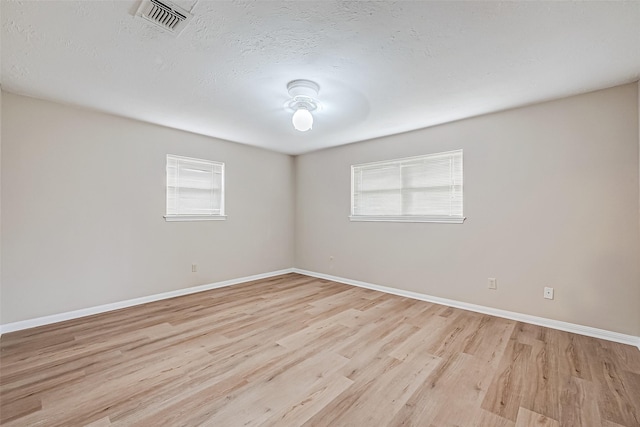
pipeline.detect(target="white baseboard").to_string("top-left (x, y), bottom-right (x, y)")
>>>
top-left (3, 267), bottom-right (639, 351)
top-left (0, 268), bottom-right (295, 335)
top-left (293, 268), bottom-right (640, 350)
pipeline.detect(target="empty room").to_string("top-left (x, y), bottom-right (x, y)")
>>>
top-left (1, 1), bottom-right (639, 426)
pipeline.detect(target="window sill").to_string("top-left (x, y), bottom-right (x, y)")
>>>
top-left (164, 215), bottom-right (227, 222)
top-left (349, 215), bottom-right (465, 224)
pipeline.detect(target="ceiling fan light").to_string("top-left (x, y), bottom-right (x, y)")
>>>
top-left (286, 80), bottom-right (319, 133)
top-left (292, 108), bottom-right (313, 132)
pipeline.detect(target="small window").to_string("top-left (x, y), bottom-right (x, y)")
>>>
top-left (350, 150), bottom-right (464, 223)
top-left (165, 154), bottom-right (226, 221)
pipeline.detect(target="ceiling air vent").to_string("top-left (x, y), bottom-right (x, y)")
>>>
top-left (136, 0), bottom-right (192, 35)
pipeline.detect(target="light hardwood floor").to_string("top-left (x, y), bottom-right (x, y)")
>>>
top-left (1, 273), bottom-right (639, 426)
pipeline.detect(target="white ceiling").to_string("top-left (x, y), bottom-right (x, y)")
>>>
top-left (2, 1), bottom-right (639, 155)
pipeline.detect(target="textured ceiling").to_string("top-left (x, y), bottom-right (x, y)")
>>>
top-left (2, 1), bottom-right (639, 154)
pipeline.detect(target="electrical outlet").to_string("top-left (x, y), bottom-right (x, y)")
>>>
top-left (192, 263), bottom-right (197, 273)
top-left (488, 278), bottom-right (497, 290)
top-left (544, 287), bottom-right (554, 299)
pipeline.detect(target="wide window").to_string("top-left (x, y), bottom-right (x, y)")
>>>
top-left (350, 150), bottom-right (464, 223)
top-left (165, 154), bottom-right (225, 221)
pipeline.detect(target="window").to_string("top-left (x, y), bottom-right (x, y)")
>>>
top-left (165, 154), bottom-right (226, 221)
top-left (350, 150), bottom-right (464, 223)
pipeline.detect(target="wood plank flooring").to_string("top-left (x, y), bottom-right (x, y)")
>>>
top-left (1, 273), bottom-right (639, 426)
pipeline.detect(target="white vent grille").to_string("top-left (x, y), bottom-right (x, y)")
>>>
top-left (136, 0), bottom-right (192, 35)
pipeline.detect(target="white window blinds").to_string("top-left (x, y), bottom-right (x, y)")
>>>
top-left (166, 155), bottom-right (225, 221)
top-left (351, 150), bottom-right (464, 223)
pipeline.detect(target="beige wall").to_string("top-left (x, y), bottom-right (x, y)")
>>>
top-left (1, 92), bottom-right (295, 324)
top-left (296, 83), bottom-right (640, 336)
top-left (0, 88), bottom-right (3, 323)
top-left (2, 84), bottom-right (639, 336)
